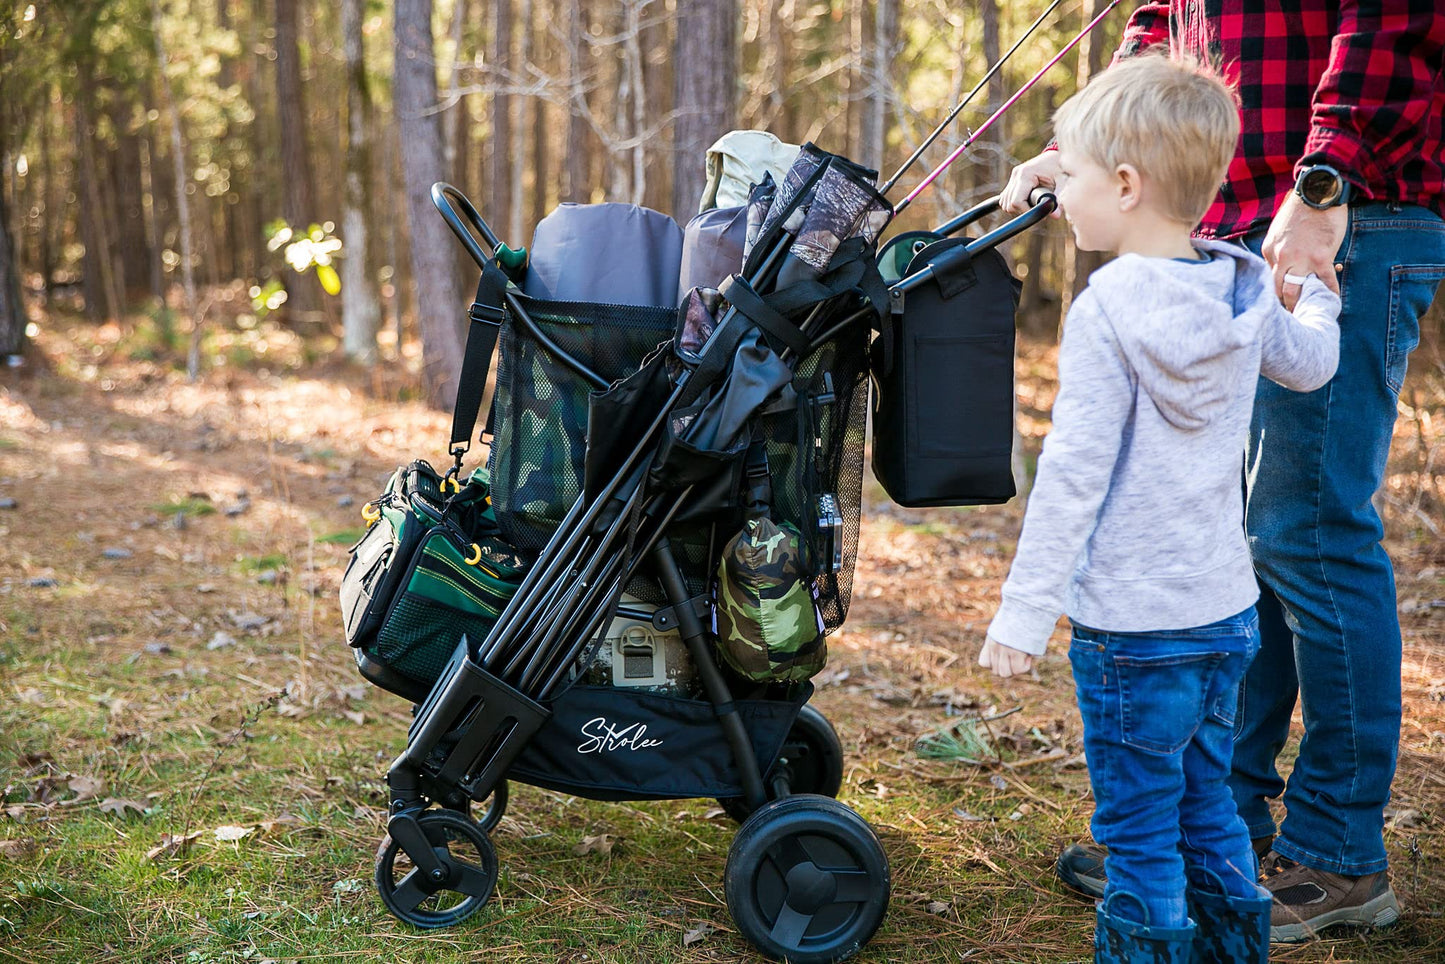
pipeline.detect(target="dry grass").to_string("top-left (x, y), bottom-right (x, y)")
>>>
top-left (1, 310), bottom-right (1443, 962)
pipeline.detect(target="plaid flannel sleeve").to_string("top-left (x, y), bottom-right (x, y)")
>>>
top-left (1113, 1), bottom-right (1172, 62)
top-left (1300, 1), bottom-right (1445, 195)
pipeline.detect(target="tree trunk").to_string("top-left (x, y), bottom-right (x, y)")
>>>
top-left (671, 0), bottom-right (737, 221)
top-left (860, 0), bottom-right (895, 172)
top-left (443, 0), bottom-right (469, 185)
top-left (529, 0), bottom-right (550, 228)
top-left (341, 0), bottom-right (382, 364)
top-left (275, 0), bottom-right (322, 320)
top-left (510, 0), bottom-right (532, 239)
top-left (562, 0), bottom-right (589, 202)
top-left (152, 0), bottom-right (202, 378)
top-left (111, 108), bottom-right (152, 299)
top-left (1063, 0), bottom-right (1111, 316)
top-left (487, 0), bottom-right (513, 241)
top-left (0, 185), bottom-right (25, 357)
top-left (74, 91), bottom-right (123, 324)
top-left (396, 0), bottom-right (464, 407)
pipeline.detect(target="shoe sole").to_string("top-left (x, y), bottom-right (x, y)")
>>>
top-left (1270, 889), bottom-right (1401, 943)
top-left (1054, 852), bottom-right (1107, 900)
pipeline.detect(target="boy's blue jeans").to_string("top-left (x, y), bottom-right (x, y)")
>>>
top-left (1071, 610), bottom-right (1262, 928)
top-left (1236, 203), bottom-right (1445, 875)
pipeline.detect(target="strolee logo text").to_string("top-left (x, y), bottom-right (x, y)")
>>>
top-left (577, 717), bottom-right (665, 754)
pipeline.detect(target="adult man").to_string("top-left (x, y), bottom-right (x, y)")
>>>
top-left (999, 0), bottom-right (1445, 942)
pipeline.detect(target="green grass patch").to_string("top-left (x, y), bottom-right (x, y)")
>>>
top-left (150, 496), bottom-right (217, 517)
top-left (316, 528), bottom-right (365, 546)
top-left (237, 553), bottom-right (288, 572)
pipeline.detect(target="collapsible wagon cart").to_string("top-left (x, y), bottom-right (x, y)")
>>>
top-left (340, 142), bottom-right (1054, 962)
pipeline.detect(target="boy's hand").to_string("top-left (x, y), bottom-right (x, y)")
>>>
top-left (1261, 191), bottom-right (1346, 311)
top-left (978, 636), bottom-right (1035, 678)
top-left (1001, 151), bottom-right (1063, 216)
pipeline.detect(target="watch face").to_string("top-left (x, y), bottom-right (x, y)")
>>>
top-left (1302, 168), bottom-right (1343, 206)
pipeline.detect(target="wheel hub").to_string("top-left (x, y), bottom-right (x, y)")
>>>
top-left (783, 861), bottom-right (837, 914)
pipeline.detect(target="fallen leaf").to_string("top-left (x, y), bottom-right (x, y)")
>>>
top-left (332, 878), bottom-right (365, 894)
top-left (926, 900), bottom-right (951, 916)
top-left (146, 831), bottom-right (201, 861)
top-left (214, 824), bottom-right (255, 842)
top-left (683, 922), bottom-right (715, 947)
top-left (65, 775), bottom-right (105, 805)
top-left (573, 833), bottom-right (617, 857)
top-left (98, 798), bottom-right (148, 819)
top-left (258, 814), bottom-right (303, 833)
top-left (703, 807), bottom-right (727, 820)
top-left (0, 838), bottom-right (38, 860)
top-left (341, 709), bottom-right (365, 726)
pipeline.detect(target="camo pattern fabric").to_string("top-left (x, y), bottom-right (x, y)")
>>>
top-left (714, 516), bottom-right (826, 683)
top-left (1094, 905), bottom-right (1195, 964)
top-left (488, 297), bottom-right (675, 551)
top-left (790, 161), bottom-right (893, 274)
top-left (1187, 886), bottom-right (1271, 964)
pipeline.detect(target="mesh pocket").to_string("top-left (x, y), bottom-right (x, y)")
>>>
top-left (488, 297), bottom-right (676, 552)
top-left (370, 593), bottom-right (500, 687)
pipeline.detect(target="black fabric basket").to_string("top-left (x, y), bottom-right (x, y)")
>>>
top-left (508, 682), bottom-right (811, 800)
top-left (487, 295), bottom-right (676, 552)
top-left (871, 239), bottom-right (1021, 506)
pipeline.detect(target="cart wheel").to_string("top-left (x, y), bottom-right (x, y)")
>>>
top-left (441, 781), bottom-right (509, 833)
top-left (724, 794), bottom-right (890, 963)
top-left (719, 705), bottom-right (844, 822)
top-left (375, 809), bottom-right (498, 929)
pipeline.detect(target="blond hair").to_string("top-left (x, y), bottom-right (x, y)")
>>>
top-left (1053, 53), bottom-right (1239, 226)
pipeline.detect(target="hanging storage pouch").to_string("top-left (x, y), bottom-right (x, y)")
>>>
top-left (870, 238), bottom-right (1021, 506)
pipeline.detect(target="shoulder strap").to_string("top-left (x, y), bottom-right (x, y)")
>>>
top-left (449, 261), bottom-right (510, 465)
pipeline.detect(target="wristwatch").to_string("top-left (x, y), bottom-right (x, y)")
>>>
top-left (1295, 164), bottom-right (1352, 210)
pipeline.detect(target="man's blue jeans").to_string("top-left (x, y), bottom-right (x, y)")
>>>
top-left (1236, 202), bottom-right (1445, 875)
top-left (1071, 610), bottom-right (1263, 928)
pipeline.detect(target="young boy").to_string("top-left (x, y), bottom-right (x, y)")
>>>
top-left (978, 56), bottom-right (1340, 963)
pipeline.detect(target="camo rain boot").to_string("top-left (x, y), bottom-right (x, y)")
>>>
top-left (1094, 895), bottom-right (1195, 964)
top-left (1188, 879), bottom-right (1271, 964)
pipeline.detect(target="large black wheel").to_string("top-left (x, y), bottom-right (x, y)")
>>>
top-left (724, 794), bottom-right (890, 964)
top-left (375, 808), bottom-right (498, 929)
top-left (720, 705), bottom-right (845, 822)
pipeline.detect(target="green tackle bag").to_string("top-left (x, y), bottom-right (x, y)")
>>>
top-left (713, 515), bottom-right (827, 683)
top-left (340, 460), bottom-right (528, 690)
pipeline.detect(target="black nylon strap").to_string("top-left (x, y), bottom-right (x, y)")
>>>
top-left (719, 275), bottom-right (811, 356)
top-left (449, 261), bottom-right (510, 456)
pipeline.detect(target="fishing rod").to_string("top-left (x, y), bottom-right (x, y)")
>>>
top-left (879, 0), bottom-right (1066, 197)
top-left (892, 0), bottom-right (1124, 217)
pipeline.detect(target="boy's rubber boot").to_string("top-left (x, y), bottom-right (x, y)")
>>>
top-left (1094, 894), bottom-right (1195, 964)
top-left (1188, 883), bottom-right (1271, 964)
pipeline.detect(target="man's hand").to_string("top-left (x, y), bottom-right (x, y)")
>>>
top-left (1000, 151), bottom-right (1064, 215)
top-left (978, 636), bottom-right (1035, 678)
top-left (1260, 190), bottom-right (1347, 310)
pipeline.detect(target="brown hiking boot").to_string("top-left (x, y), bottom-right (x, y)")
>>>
top-left (1262, 852), bottom-right (1401, 942)
top-left (1055, 836), bottom-right (1275, 900)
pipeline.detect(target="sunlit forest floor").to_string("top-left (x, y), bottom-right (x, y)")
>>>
top-left (2, 307), bottom-right (1443, 962)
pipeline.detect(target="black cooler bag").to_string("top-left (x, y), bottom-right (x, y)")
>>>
top-left (870, 238), bottom-right (1021, 506)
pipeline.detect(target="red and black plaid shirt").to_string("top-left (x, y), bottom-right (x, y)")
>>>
top-left (1115, 0), bottom-right (1445, 239)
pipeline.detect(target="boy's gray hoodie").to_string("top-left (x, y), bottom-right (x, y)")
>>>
top-left (987, 240), bottom-right (1340, 656)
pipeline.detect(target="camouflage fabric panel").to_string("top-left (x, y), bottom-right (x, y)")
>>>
top-left (715, 517), bottom-right (826, 683)
top-left (1187, 887), bottom-right (1270, 964)
top-left (489, 299), bottom-right (674, 551)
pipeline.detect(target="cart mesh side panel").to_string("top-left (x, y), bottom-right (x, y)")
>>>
top-left (489, 298), bottom-right (676, 553)
top-left (754, 319), bottom-right (868, 633)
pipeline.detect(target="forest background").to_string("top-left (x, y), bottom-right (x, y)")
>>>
top-left (2, 2), bottom-right (1444, 962)
top-left (0, 0), bottom-right (1138, 390)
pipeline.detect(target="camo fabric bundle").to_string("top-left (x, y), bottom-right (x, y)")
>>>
top-left (714, 516), bottom-right (826, 683)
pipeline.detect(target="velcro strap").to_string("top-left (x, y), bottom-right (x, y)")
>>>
top-left (719, 275), bottom-right (811, 356)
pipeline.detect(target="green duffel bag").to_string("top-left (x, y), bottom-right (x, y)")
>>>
top-left (340, 460), bottom-right (528, 689)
